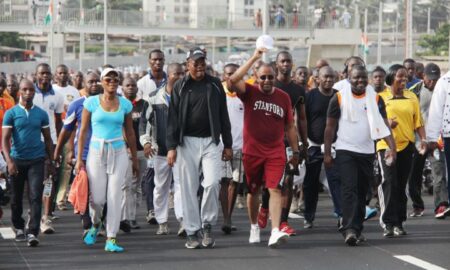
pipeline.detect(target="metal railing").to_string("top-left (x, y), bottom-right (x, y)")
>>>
top-left (0, 7), bottom-right (340, 32)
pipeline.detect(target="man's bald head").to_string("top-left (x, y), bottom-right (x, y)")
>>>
top-left (19, 78), bottom-right (34, 89)
top-left (315, 59), bottom-right (329, 69)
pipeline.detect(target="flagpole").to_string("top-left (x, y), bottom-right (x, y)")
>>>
top-left (103, 0), bottom-right (108, 65)
top-left (363, 8), bottom-right (368, 64)
top-left (50, 0), bottom-right (54, 71)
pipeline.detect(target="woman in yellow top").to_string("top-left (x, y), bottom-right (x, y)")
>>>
top-left (376, 64), bottom-right (427, 238)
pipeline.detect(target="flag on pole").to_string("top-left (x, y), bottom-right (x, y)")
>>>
top-left (44, 0), bottom-right (53, 25)
top-left (361, 34), bottom-right (369, 55)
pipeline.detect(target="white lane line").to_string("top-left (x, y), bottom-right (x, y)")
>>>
top-left (394, 255), bottom-right (448, 270)
top-left (0, 227), bottom-right (15, 239)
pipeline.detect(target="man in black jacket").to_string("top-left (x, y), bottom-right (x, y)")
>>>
top-left (166, 47), bottom-right (232, 249)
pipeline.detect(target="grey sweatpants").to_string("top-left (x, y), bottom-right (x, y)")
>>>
top-left (177, 136), bottom-right (221, 235)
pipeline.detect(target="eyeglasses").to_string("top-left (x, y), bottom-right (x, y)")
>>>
top-left (259, 75), bottom-right (274, 81)
top-left (103, 77), bottom-right (119, 83)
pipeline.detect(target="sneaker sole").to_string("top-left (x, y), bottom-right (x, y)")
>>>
top-left (185, 243), bottom-right (201, 249)
top-left (41, 229), bottom-right (55, 234)
top-left (105, 248), bottom-right (124, 252)
top-left (444, 208), bottom-right (450, 217)
top-left (202, 241), bottom-right (216, 248)
top-left (268, 235), bottom-right (288, 248)
top-left (345, 236), bottom-right (357, 246)
top-left (28, 240), bottom-right (39, 247)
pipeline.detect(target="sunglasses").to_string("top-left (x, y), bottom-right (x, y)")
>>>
top-left (103, 77), bottom-right (119, 83)
top-left (259, 75), bottom-right (274, 81)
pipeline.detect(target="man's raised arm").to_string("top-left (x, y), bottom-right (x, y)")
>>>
top-left (227, 48), bottom-right (265, 94)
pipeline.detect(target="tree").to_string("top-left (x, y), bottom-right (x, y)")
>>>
top-left (0, 32), bottom-right (26, 49)
top-left (418, 23), bottom-right (450, 56)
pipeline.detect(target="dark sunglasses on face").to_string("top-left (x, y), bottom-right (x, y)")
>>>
top-left (260, 75), bottom-right (274, 81)
top-left (103, 77), bottom-right (119, 83)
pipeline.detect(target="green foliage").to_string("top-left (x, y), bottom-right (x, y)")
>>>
top-left (0, 32), bottom-right (26, 49)
top-left (418, 23), bottom-right (450, 56)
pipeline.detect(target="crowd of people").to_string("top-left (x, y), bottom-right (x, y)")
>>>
top-left (0, 47), bottom-right (449, 252)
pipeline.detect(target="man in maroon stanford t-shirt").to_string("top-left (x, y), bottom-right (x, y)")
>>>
top-left (227, 48), bottom-right (300, 248)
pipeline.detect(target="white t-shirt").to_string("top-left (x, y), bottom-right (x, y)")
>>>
top-left (33, 89), bottom-right (65, 143)
top-left (226, 93), bottom-right (244, 150)
top-left (52, 84), bottom-right (81, 111)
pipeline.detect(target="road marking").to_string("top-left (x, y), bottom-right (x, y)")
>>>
top-left (0, 227), bottom-right (15, 239)
top-left (394, 255), bottom-right (448, 270)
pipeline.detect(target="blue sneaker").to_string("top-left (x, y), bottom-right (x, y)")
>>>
top-left (105, 239), bottom-right (124, 252)
top-left (83, 225), bottom-right (99, 246)
top-left (365, 206), bottom-right (377, 220)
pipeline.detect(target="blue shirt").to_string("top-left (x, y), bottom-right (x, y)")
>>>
top-left (406, 77), bottom-right (422, 89)
top-left (64, 96), bottom-right (91, 161)
top-left (84, 95), bottom-right (132, 150)
top-left (2, 104), bottom-right (49, 160)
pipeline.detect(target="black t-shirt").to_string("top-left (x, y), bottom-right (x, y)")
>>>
top-left (184, 79), bottom-right (211, 137)
top-left (305, 88), bottom-right (338, 144)
top-left (131, 99), bottom-right (145, 151)
top-left (274, 80), bottom-right (305, 110)
top-left (327, 93), bottom-right (388, 119)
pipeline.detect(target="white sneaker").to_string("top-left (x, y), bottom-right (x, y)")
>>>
top-left (268, 229), bottom-right (289, 248)
top-left (249, 226), bottom-right (260, 244)
top-left (40, 216), bottom-right (55, 234)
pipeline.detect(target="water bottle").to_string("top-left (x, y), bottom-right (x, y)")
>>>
top-left (384, 148), bottom-right (393, 166)
top-left (43, 175), bottom-right (53, 198)
top-left (286, 147), bottom-right (295, 171)
top-left (433, 149), bottom-right (440, 161)
top-left (147, 158), bottom-right (154, 169)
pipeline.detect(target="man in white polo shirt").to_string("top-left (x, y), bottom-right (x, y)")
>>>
top-left (33, 63), bottom-right (64, 234)
top-left (52, 64), bottom-right (81, 211)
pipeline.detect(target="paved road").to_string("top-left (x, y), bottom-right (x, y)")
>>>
top-left (1, 194), bottom-right (449, 270)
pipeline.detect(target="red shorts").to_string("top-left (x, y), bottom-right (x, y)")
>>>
top-left (243, 154), bottom-right (286, 193)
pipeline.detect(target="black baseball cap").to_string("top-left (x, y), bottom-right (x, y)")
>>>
top-left (424, 63), bottom-right (441, 80)
top-left (186, 47), bottom-right (206, 61)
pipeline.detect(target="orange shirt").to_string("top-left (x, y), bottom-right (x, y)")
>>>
top-left (0, 98), bottom-right (14, 150)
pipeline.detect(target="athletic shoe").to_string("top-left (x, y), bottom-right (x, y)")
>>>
top-left (185, 231), bottom-right (201, 249)
top-left (280, 222), bottom-right (296, 236)
top-left (435, 205), bottom-right (448, 219)
top-left (202, 223), bottom-right (215, 248)
top-left (146, 209), bottom-right (157, 224)
top-left (27, 234), bottom-right (39, 247)
top-left (221, 224), bottom-right (232, 235)
top-left (249, 226), bottom-right (261, 244)
top-left (177, 222), bottom-right (186, 237)
top-left (57, 203), bottom-right (68, 211)
top-left (130, 220), bottom-right (140, 229)
top-left (156, 223), bottom-right (170, 235)
top-left (383, 226), bottom-right (394, 238)
top-left (120, 220), bottom-right (131, 233)
top-left (104, 239), bottom-right (124, 252)
top-left (393, 226), bottom-right (407, 236)
top-left (409, 208), bottom-right (424, 217)
top-left (40, 216), bottom-right (55, 234)
top-left (257, 207), bottom-right (269, 229)
top-left (15, 229), bottom-right (26, 242)
top-left (268, 229), bottom-right (289, 248)
top-left (304, 220), bottom-right (313, 229)
top-left (365, 206), bottom-right (378, 220)
top-left (345, 232), bottom-right (357, 246)
top-left (84, 225), bottom-right (99, 246)
top-left (357, 234), bottom-right (367, 244)
top-left (236, 195), bottom-right (245, 209)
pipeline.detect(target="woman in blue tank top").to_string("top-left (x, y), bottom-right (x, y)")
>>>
top-left (76, 68), bottom-right (139, 253)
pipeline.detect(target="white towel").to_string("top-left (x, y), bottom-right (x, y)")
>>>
top-left (340, 82), bottom-right (358, 122)
top-left (341, 83), bottom-right (391, 140)
top-left (366, 88), bottom-right (391, 140)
